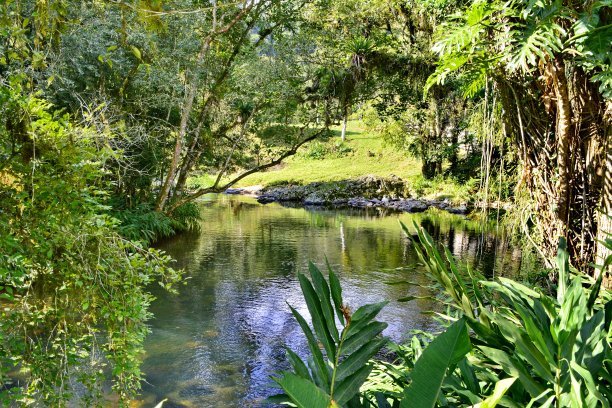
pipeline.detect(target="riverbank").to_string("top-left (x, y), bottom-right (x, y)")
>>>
top-left (226, 175), bottom-right (472, 215)
top-left (189, 121), bottom-right (477, 205)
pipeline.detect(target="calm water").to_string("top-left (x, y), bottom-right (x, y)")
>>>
top-left (135, 195), bottom-right (522, 407)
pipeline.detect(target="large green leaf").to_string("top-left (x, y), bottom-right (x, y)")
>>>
top-left (286, 348), bottom-right (311, 380)
top-left (326, 259), bottom-right (345, 325)
top-left (274, 372), bottom-right (332, 408)
top-left (336, 338), bottom-right (386, 383)
top-left (299, 273), bottom-right (337, 360)
top-left (342, 321), bottom-right (387, 355)
top-left (400, 318), bottom-right (472, 408)
top-left (309, 262), bottom-right (340, 341)
top-left (289, 305), bottom-right (330, 388)
top-left (334, 364), bottom-right (373, 406)
top-left (346, 301), bottom-right (388, 337)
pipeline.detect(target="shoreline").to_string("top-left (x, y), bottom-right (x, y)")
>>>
top-left (225, 176), bottom-right (473, 215)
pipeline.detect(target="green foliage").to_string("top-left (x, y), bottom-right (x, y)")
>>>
top-left (427, 0), bottom-right (611, 98)
top-left (301, 140), bottom-right (355, 160)
top-left (0, 83), bottom-right (182, 405)
top-left (279, 222), bottom-right (610, 407)
top-left (388, 222), bottom-right (612, 407)
top-left (272, 262), bottom-right (388, 407)
top-left (400, 318), bottom-right (472, 408)
top-left (113, 201), bottom-right (200, 244)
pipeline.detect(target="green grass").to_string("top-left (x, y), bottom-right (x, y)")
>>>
top-left (189, 121), bottom-right (477, 204)
top-left (236, 121), bottom-right (422, 185)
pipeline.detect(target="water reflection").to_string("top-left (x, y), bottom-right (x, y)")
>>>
top-left (137, 195), bottom-right (521, 407)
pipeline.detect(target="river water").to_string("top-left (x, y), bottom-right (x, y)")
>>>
top-left (135, 194), bottom-right (522, 407)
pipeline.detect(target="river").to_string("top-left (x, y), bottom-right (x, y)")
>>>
top-left (134, 194), bottom-right (522, 407)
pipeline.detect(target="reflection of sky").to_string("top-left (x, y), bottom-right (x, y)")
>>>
top-left (137, 195), bottom-right (520, 407)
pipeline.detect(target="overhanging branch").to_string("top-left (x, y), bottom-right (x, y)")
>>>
top-left (165, 126), bottom-right (328, 214)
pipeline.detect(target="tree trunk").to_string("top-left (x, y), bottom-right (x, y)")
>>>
top-left (341, 107), bottom-right (348, 141)
top-left (155, 37), bottom-right (213, 212)
top-left (552, 57), bottom-right (573, 240)
top-left (596, 110), bottom-right (611, 287)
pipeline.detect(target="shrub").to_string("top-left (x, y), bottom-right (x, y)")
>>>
top-left (0, 89), bottom-right (182, 405)
top-left (274, 223), bottom-right (612, 407)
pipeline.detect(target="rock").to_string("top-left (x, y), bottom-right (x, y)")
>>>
top-left (446, 205), bottom-right (469, 215)
top-left (225, 188), bottom-right (243, 195)
top-left (396, 199), bottom-right (429, 213)
top-left (252, 176), bottom-right (472, 215)
top-left (257, 194), bottom-right (277, 204)
top-left (347, 197), bottom-right (369, 208)
top-left (304, 193), bottom-right (326, 205)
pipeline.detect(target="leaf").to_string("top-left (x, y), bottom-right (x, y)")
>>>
top-left (336, 338), bottom-right (386, 383)
top-left (289, 305), bottom-right (330, 388)
top-left (556, 237), bottom-right (569, 303)
top-left (342, 321), bottom-right (387, 355)
top-left (334, 364), bottom-right (373, 405)
top-left (130, 45), bottom-right (142, 60)
top-left (309, 262), bottom-right (340, 341)
top-left (397, 295), bottom-right (433, 302)
top-left (471, 377), bottom-right (517, 408)
top-left (478, 346), bottom-right (545, 398)
top-left (299, 274), bottom-right (336, 360)
top-left (274, 372), bottom-right (332, 408)
top-left (286, 348), bottom-right (311, 380)
top-left (326, 258), bottom-right (345, 324)
top-left (400, 318), bottom-right (472, 408)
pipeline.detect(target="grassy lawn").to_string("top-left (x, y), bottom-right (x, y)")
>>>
top-left (189, 121), bottom-right (476, 203)
top-left (235, 121), bottom-right (422, 186)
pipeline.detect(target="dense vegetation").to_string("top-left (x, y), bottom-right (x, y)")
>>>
top-left (274, 225), bottom-right (612, 408)
top-left (0, 0), bottom-right (609, 405)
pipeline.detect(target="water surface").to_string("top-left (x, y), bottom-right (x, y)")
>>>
top-left (137, 195), bottom-right (522, 407)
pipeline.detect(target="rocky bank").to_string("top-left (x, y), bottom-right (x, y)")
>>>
top-left (226, 175), bottom-right (471, 215)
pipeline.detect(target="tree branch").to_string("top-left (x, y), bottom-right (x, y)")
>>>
top-left (165, 126), bottom-right (329, 214)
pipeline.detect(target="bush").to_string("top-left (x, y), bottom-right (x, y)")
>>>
top-left (274, 223), bottom-right (612, 407)
top-left (113, 201), bottom-right (200, 244)
top-left (302, 140), bottom-right (355, 160)
top-left (0, 89), bottom-right (182, 405)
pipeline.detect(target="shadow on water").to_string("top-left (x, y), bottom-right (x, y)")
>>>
top-left (136, 194), bottom-right (523, 407)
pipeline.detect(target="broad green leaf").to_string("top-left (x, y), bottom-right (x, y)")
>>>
top-left (289, 305), bottom-right (330, 388)
top-left (333, 364), bottom-right (373, 405)
top-left (400, 318), bottom-right (472, 408)
top-left (309, 262), bottom-right (340, 341)
top-left (342, 321), bottom-right (387, 356)
top-left (478, 346), bottom-right (545, 398)
top-left (286, 348), bottom-right (311, 380)
top-left (299, 274), bottom-right (336, 360)
top-left (347, 301), bottom-right (388, 337)
top-left (274, 372), bottom-right (331, 408)
top-left (570, 360), bottom-right (609, 408)
top-left (326, 258), bottom-right (345, 324)
top-left (471, 377), bottom-right (516, 408)
top-left (336, 338), bottom-right (386, 383)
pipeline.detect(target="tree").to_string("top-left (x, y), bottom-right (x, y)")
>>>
top-left (0, 2), bottom-right (181, 403)
top-left (428, 0), bottom-right (611, 276)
